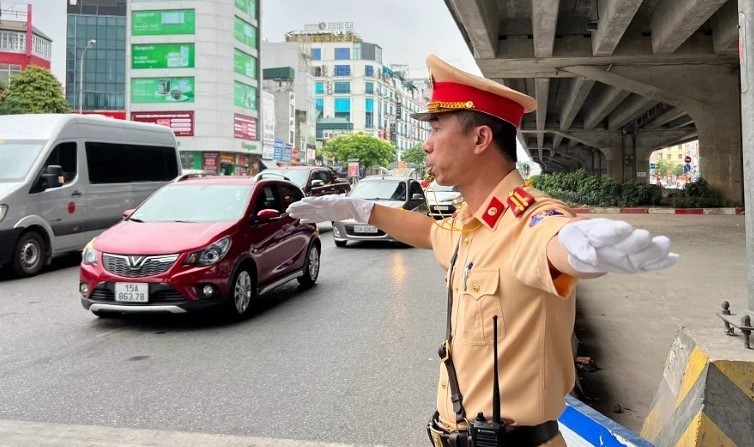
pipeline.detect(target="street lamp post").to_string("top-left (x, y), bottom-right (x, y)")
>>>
top-left (78, 39), bottom-right (96, 114)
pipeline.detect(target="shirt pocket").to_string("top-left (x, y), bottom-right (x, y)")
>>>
top-left (457, 268), bottom-right (504, 346)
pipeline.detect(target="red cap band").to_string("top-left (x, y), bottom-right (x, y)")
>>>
top-left (430, 82), bottom-right (525, 128)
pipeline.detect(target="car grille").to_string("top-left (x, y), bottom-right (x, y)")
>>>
top-left (90, 284), bottom-right (185, 304)
top-left (103, 253), bottom-right (179, 278)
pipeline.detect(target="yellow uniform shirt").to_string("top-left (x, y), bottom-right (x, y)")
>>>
top-left (430, 170), bottom-right (577, 430)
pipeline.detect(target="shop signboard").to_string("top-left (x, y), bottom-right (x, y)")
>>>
top-left (273, 139), bottom-right (283, 161)
top-left (234, 0), bottom-right (257, 18)
top-left (234, 16), bottom-right (256, 48)
top-left (131, 77), bottom-right (194, 103)
top-left (132, 9), bottom-right (195, 35)
top-left (131, 111), bottom-right (194, 137)
top-left (233, 49), bottom-right (257, 80)
top-left (132, 43), bottom-right (195, 69)
top-left (234, 81), bottom-right (257, 111)
top-left (233, 113), bottom-right (257, 140)
top-left (202, 152), bottom-right (219, 175)
top-left (283, 144), bottom-right (292, 161)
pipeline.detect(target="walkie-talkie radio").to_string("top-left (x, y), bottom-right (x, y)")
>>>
top-left (470, 315), bottom-right (506, 447)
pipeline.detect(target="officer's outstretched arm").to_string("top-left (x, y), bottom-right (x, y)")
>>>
top-left (286, 195), bottom-right (433, 249)
top-left (547, 218), bottom-right (679, 278)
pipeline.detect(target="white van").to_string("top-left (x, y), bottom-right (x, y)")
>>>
top-left (0, 114), bottom-right (181, 277)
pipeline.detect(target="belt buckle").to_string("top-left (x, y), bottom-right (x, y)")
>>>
top-left (439, 340), bottom-right (451, 362)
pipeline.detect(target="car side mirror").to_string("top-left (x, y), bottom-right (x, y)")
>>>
top-left (310, 179), bottom-right (325, 187)
top-left (255, 208), bottom-right (281, 223)
top-left (411, 193), bottom-right (424, 200)
top-left (42, 165), bottom-right (63, 189)
top-left (122, 208), bottom-right (135, 219)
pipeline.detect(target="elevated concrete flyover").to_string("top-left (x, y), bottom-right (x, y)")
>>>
top-left (443, 0), bottom-right (742, 202)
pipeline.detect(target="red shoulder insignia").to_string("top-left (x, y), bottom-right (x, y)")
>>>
top-left (482, 196), bottom-right (504, 227)
top-left (506, 187), bottom-right (535, 218)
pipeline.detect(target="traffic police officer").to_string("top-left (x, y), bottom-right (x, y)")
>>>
top-left (287, 55), bottom-right (678, 447)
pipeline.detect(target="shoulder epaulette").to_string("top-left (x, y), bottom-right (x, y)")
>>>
top-left (506, 187), bottom-right (535, 218)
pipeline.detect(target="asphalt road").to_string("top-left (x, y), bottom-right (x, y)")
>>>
top-left (0, 224), bottom-right (446, 447)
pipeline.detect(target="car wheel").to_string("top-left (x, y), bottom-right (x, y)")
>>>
top-left (226, 267), bottom-right (256, 318)
top-left (297, 243), bottom-right (320, 287)
top-left (12, 231), bottom-right (45, 277)
top-left (334, 240), bottom-right (347, 248)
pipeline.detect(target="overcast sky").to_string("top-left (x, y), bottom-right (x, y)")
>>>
top-left (24, 0), bottom-right (480, 84)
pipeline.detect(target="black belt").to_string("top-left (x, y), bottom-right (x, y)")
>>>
top-left (428, 416), bottom-right (559, 447)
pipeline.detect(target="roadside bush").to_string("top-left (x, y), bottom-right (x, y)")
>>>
top-left (530, 171), bottom-right (728, 208)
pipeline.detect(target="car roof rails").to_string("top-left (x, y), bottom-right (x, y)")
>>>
top-left (254, 171), bottom-right (291, 181)
top-left (173, 172), bottom-right (213, 182)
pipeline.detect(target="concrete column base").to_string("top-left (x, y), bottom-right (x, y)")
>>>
top-left (640, 328), bottom-right (754, 447)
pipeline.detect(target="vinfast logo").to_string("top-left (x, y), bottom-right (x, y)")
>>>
top-left (126, 256), bottom-right (146, 270)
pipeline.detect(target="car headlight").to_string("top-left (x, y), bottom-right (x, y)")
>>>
top-left (184, 236), bottom-right (232, 266)
top-left (82, 239), bottom-right (99, 265)
top-left (0, 204), bottom-right (7, 222)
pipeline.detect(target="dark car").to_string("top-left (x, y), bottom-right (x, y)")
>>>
top-left (79, 176), bottom-right (320, 319)
top-left (331, 175), bottom-right (427, 247)
top-left (262, 166), bottom-right (351, 197)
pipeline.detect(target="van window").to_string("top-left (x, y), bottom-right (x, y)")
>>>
top-left (86, 142), bottom-right (178, 183)
top-left (0, 140), bottom-right (46, 182)
top-left (45, 142), bottom-right (77, 184)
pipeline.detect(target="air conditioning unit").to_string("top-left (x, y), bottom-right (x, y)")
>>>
top-left (323, 130), bottom-right (334, 138)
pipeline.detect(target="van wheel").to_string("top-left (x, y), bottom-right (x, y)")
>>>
top-left (13, 231), bottom-right (45, 277)
top-left (334, 240), bottom-right (347, 248)
top-left (297, 243), bottom-right (320, 287)
top-left (226, 267), bottom-right (256, 319)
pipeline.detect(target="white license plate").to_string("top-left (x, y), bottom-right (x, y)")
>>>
top-left (434, 206), bottom-right (450, 211)
top-left (353, 224), bottom-right (378, 233)
top-left (115, 282), bottom-right (149, 302)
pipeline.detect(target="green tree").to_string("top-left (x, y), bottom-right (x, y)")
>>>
top-left (656, 158), bottom-right (676, 178)
top-left (320, 132), bottom-right (395, 170)
top-left (401, 144), bottom-right (426, 167)
top-left (0, 66), bottom-right (69, 115)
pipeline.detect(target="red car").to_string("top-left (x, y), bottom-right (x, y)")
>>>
top-left (262, 166), bottom-right (351, 196)
top-left (79, 175), bottom-right (320, 319)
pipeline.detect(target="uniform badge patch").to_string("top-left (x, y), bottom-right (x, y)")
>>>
top-left (529, 209), bottom-right (565, 227)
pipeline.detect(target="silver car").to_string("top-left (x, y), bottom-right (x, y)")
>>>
top-left (425, 181), bottom-right (463, 219)
top-left (331, 175), bottom-right (427, 247)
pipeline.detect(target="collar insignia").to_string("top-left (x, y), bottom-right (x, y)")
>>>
top-left (506, 187), bottom-right (534, 218)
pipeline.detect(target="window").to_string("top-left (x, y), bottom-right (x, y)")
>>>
top-left (334, 82), bottom-right (350, 94)
top-left (33, 142), bottom-right (77, 191)
top-left (365, 82), bottom-right (374, 94)
top-left (86, 142), bottom-right (178, 183)
top-left (311, 170), bottom-right (331, 184)
top-left (666, 154), bottom-right (671, 160)
top-left (315, 82), bottom-right (324, 94)
top-left (678, 154), bottom-right (683, 160)
top-left (334, 97), bottom-right (350, 121)
top-left (279, 183), bottom-right (304, 209)
top-left (365, 65), bottom-right (374, 77)
top-left (253, 185), bottom-right (283, 214)
top-left (334, 47), bottom-right (350, 60)
top-left (333, 65), bottom-right (351, 76)
top-left (311, 48), bottom-right (321, 60)
top-left (315, 98), bottom-right (324, 118)
top-left (365, 98), bottom-right (374, 128)
top-left (409, 180), bottom-right (423, 198)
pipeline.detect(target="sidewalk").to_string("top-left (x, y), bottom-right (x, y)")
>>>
top-left (572, 212), bottom-right (749, 432)
top-left (571, 206), bottom-right (744, 215)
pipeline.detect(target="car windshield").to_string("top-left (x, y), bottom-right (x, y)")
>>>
top-left (263, 169), bottom-right (308, 187)
top-left (350, 180), bottom-right (406, 201)
top-left (0, 140), bottom-right (47, 182)
top-left (130, 184), bottom-right (253, 223)
top-left (429, 181), bottom-right (459, 193)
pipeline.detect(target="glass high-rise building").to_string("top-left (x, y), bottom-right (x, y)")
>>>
top-left (66, 0), bottom-right (126, 116)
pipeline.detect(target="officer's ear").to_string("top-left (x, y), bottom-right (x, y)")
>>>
top-left (473, 124), bottom-right (495, 155)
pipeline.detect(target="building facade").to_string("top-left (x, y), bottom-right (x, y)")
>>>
top-left (0, 3), bottom-right (52, 82)
top-left (127, 0), bottom-right (262, 175)
top-left (282, 23), bottom-right (430, 162)
top-left (66, 0), bottom-right (126, 117)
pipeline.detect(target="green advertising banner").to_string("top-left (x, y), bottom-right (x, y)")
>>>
top-left (234, 49), bottom-right (257, 80)
top-left (234, 81), bottom-right (257, 111)
top-left (131, 77), bottom-right (195, 103)
top-left (132, 43), bottom-right (195, 69)
top-left (132, 9), bottom-right (195, 35)
top-left (234, 0), bottom-right (257, 19)
top-left (234, 16), bottom-right (256, 48)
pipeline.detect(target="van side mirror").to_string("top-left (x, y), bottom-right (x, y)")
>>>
top-left (42, 165), bottom-right (63, 189)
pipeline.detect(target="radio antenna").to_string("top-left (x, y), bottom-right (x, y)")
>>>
top-left (492, 315), bottom-right (501, 424)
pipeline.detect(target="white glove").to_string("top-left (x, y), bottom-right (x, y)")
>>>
top-left (558, 218), bottom-right (679, 274)
top-left (286, 195), bottom-right (374, 224)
